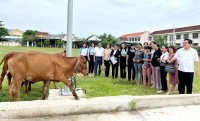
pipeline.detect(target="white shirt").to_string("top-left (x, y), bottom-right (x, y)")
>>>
top-left (160, 52), bottom-right (169, 63)
top-left (94, 47), bottom-right (104, 57)
top-left (175, 48), bottom-right (199, 72)
top-left (151, 49), bottom-right (155, 59)
top-left (80, 48), bottom-right (88, 56)
top-left (113, 50), bottom-right (117, 55)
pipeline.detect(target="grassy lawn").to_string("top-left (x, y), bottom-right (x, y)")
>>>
top-left (0, 46), bottom-right (199, 102)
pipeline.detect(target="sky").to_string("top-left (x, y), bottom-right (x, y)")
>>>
top-left (0, 0), bottom-right (200, 38)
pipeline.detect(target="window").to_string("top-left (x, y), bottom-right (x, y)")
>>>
top-left (176, 35), bottom-right (181, 39)
top-left (193, 33), bottom-right (198, 39)
top-left (138, 37), bottom-right (140, 41)
top-left (135, 38), bottom-right (137, 41)
top-left (184, 34), bottom-right (189, 39)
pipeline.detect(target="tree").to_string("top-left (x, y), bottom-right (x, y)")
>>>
top-left (153, 35), bottom-right (168, 47)
top-left (22, 30), bottom-right (37, 46)
top-left (99, 33), bottom-right (118, 48)
top-left (44, 39), bottom-right (50, 47)
top-left (0, 21), bottom-right (9, 41)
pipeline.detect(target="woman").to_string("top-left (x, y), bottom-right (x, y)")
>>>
top-left (80, 43), bottom-right (88, 61)
top-left (166, 46), bottom-right (179, 95)
top-left (104, 43), bottom-right (112, 78)
top-left (126, 44), bottom-right (135, 81)
top-left (143, 42), bottom-right (148, 49)
top-left (88, 42), bottom-right (95, 76)
top-left (110, 44), bottom-right (120, 79)
top-left (159, 45), bottom-right (169, 93)
top-left (120, 43), bottom-right (127, 79)
top-left (133, 43), bottom-right (144, 84)
top-left (151, 43), bottom-right (162, 90)
top-left (142, 46), bottom-right (152, 86)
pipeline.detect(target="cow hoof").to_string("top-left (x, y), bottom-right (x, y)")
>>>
top-left (75, 97), bottom-right (80, 100)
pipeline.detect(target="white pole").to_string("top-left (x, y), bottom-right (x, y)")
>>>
top-left (66, 0), bottom-right (73, 57)
top-left (62, 0), bottom-right (73, 95)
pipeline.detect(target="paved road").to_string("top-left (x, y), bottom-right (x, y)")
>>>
top-left (2, 105), bottom-right (200, 121)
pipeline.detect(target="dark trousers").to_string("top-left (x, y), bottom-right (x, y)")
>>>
top-left (88, 55), bottom-right (94, 73)
top-left (128, 61), bottom-right (135, 81)
top-left (112, 62), bottom-right (119, 78)
top-left (84, 56), bottom-right (88, 61)
top-left (104, 60), bottom-right (110, 77)
top-left (160, 66), bottom-right (168, 91)
top-left (178, 71), bottom-right (194, 94)
top-left (94, 57), bottom-right (102, 75)
top-left (120, 57), bottom-right (126, 79)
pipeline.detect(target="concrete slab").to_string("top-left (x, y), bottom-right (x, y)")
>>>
top-left (1, 94), bottom-right (200, 119)
top-left (48, 89), bottom-right (86, 100)
top-left (2, 105), bottom-right (200, 121)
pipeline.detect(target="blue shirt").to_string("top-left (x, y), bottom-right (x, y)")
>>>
top-left (89, 47), bottom-right (95, 55)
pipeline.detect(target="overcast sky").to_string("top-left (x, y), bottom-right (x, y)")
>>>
top-left (0, 0), bottom-right (200, 38)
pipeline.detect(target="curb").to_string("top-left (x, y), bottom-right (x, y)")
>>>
top-left (0, 94), bottom-right (200, 119)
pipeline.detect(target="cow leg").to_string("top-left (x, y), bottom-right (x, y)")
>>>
top-left (8, 82), bottom-right (14, 101)
top-left (0, 65), bottom-right (7, 90)
top-left (41, 81), bottom-right (51, 100)
top-left (24, 80), bottom-right (29, 95)
top-left (53, 81), bottom-right (58, 89)
top-left (7, 72), bottom-right (12, 86)
top-left (9, 74), bottom-right (23, 101)
top-left (59, 77), bottom-right (79, 100)
top-left (16, 83), bottom-right (22, 101)
top-left (28, 82), bottom-right (31, 92)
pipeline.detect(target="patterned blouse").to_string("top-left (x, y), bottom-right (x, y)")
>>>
top-left (143, 53), bottom-right (152, 68)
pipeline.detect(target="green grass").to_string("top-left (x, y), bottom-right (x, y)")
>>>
top-left (0, 46), bottom-right (199, 102)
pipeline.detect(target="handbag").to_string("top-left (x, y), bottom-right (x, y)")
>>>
top-left (160, 62), bottom-right (166, 66)
top-left (165, 64), bottom-right (175, 73)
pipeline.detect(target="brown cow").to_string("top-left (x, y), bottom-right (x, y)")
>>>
top-left (0, 52), bottom-right (59, 93)
top-left (7, 52), bottom-right (87, 101)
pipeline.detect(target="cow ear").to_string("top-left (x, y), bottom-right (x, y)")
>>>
top-left (61, 52), bottom-right (66, 57)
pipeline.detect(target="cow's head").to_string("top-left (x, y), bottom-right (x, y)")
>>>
top-left (74, 56), bottom-right (88, 75)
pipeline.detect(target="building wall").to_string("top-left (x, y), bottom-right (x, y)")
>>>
top-left (150, 30), bottom-right (200, 46)
top-left (128, 32), bottom-right (149, 44)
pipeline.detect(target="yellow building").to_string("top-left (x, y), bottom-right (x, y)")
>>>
top-left (9, 29), bottom-right (24, 36)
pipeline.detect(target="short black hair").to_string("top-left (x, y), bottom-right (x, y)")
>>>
top-left (155, 43), bottom-right (160, 47)
top-left (144, 46), bottom-right (152, 51)
top-left (150, 41), bottom-right (156, 44)
top-left (106, 43), bottom-right (111, 48)
top-left (137, 43), bottom-right (143, 47)
top-left (143, 42), bottom-right (148, 45)
top-left (168, 46), bottom-right (177, 53)
top-left (184, 39), bottom-right (193, 44)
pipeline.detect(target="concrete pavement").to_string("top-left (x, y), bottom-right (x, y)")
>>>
top-left (1, 105), bottom-right (200, 121)
top-left (1, 89), bottom-right (200, 119)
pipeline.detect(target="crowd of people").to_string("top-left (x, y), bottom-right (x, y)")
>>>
top-left (79, 38), bottom-right (199, 95)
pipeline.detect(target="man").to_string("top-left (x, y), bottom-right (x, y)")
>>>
top-left (93, 42), bottom-right (104, 76)
top-left (172, 39), bottom-right (199, 94)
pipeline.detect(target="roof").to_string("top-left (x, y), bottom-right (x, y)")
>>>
top-left (119, 32), bottom-right (146, 41)
top-left (151, 25), bottom-right (200, 35)
top-left (86, 35), bottom-right (101, 41)
top-left (36, 31), bottom-right (49, 36)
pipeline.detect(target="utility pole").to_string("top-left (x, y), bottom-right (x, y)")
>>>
top-left (61, 0), bottom-right (73, 96)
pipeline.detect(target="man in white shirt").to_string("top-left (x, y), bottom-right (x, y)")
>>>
top-left (93, 42), bottom-right (104, 76)
top-left (172, 39), bottom-right (199, 94)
